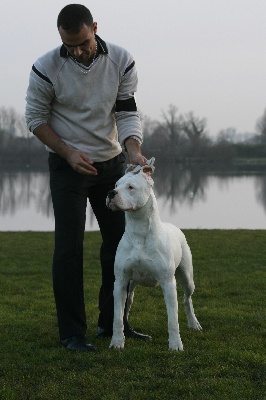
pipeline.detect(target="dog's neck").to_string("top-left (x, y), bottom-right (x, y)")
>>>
top-left (125, 191), bottom-right (161, 238)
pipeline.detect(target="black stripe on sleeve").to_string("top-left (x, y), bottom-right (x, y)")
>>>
top-left (116, 97), bottom-right (137, 112)
top-left (32, 65), bottom-right (52, 84)
top-left (123, 60), bottom-right (135, 76)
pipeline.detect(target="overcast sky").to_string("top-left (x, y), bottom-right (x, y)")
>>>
top-left (1, 0), bottom-right (266, 136)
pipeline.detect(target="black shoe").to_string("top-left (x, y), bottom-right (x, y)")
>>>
top-left (97, 327), bottom-right (113, 337)
top-left (61, 335), bottom-right (97, 352)
top-left (97, 326), bottom-right (152, 340)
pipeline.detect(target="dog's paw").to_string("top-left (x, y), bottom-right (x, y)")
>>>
top-left (168, 344), bottom-right (184, 351)
top-left (188, 318), bottom-right (202, 331)
top-left (109, 338), bottom-right (125, 350)
top-left (168, 338), bottom-right (183, 351)
top-left (109, 344), bottom-right (124, 350)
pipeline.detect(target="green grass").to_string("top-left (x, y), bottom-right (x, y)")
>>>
top-left (0, 230), bottom-right (265, 400)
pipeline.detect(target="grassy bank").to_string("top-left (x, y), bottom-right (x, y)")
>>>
top-left (1, 230), bottom-right (265, 400)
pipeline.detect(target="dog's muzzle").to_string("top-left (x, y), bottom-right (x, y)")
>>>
top-left (108, 189), bottom-right (118, 200)
top-left (106, 189), bottom-right (118, 209)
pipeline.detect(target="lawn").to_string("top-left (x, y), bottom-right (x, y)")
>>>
top-left (0, 230), bottom-right (265, 400)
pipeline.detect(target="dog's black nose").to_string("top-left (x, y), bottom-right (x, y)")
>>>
top-left (108, 189), bottom-right (118, 199)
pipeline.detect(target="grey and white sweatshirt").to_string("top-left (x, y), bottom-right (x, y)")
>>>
top-left (25, 35), bottom-right (143, 162)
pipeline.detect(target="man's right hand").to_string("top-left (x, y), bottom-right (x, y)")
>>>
top-left (33, 124), bottom-right (98, 175)
top-left (66, 149), bottom-right (98, 176)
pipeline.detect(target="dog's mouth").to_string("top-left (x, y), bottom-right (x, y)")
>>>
top-left (106, 197), bottom-right (115, 209)
top-left (106, 189), bottom-right (117, 209)
top-left (106, 197), bottom-right (120, 211)
top-left (106, 190), bottom-right (135, 212)
top-left (106, 197), bottom-right (134, 212)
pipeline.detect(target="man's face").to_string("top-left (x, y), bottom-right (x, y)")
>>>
top-left (59, 23), bottom-right (97, 65)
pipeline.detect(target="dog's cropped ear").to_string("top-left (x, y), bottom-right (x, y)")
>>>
top-left (139, 157), bottom-right (156, 174)
top-left (140, 168), bottom-right (154, 187)
top-left (142, 165), bottom-right (154, 174)
top-left (125, 164), bottom-right (140, 174)
top-left (125, 157), bottom-right (155, 175)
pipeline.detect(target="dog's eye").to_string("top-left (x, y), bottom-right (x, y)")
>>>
top-left (128, 185), bottom-right (134, 190)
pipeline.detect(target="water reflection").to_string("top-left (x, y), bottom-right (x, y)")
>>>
top-left (154, 166), bottom-right (208, 212)
top-left (0, 172), bottom-right (52, 217)
top-left (0, 166), bottom-right (266, 230)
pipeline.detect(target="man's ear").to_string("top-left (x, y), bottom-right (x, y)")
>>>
top-left (93, 22), bottom-right (98, 34)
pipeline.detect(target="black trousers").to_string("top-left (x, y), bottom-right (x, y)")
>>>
top-left (48, 152), bottom-right (125, 340)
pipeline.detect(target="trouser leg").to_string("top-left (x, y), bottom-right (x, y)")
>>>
top-left (87, 154), bottom-right (126, 331)
top-left (89, 180), bottom-right (125, 331)
top-left (49, 154), bottom-right (88, 340)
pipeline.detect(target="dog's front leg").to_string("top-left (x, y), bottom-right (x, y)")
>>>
top-left (161, 279), bottom-right (183, 351)
top-left (110, 278), bottom-right (128, 349)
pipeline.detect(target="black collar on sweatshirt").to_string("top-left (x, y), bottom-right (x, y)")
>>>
top-left (60, 34), bottom-right (108, 58)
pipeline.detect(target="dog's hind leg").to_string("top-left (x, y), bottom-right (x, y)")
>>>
top-left (125, 280), bottom-right (137, 321)
top-left (183, 291), bottom-right (202, 331)
top-left (176, 245), bottom-right (202, 331)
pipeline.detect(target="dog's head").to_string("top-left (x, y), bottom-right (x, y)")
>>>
top-left (106, 158), bottom-right (155, 212)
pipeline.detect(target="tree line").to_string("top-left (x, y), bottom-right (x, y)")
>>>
top-left (1, 105), bottom-right (266, 170)
top-left (141, 105), bottom-right (266, 166)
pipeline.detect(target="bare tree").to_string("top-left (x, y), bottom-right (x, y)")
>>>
top-left (0, 106), bottom-right (30, 138)
top-left (0, 107), bottom-right (18, 136)
top-left (16, 115), bottom-right (30, 138)
top-left (162, 105), bottom-right (182, 140)
top-left (256, 109), bottom-right (266, 142)
top-left (139, 112), bottom-right (157, 137)
top-left (181, 111), bottom-right (207, 144)
top-left (0, 106), bottom-right (48, 168)
top-left (160, 105), bottom-right (184, 158)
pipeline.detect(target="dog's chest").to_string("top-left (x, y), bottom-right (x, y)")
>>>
top-left (130, 255), bottom-right (159, 287)
top-left (124, 245), bottom-right (166, 286)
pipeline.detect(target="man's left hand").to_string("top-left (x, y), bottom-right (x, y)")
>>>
top-left (124, 138), bottom-right (147, 166)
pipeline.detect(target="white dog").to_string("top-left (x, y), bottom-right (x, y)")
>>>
top-left (106, 158), bottom-right (202, 351)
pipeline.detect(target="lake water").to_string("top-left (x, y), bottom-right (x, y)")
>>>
top-left (0, 168), bottom-right (266, 230)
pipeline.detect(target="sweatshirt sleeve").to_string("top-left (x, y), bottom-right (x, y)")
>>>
top-left (115, 58), bottom-right (143, 147)
top-left (25, 60), bottom-right (55, 133)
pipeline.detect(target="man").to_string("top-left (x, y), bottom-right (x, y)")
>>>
top-left (25, 4), bottom-right (151, 351)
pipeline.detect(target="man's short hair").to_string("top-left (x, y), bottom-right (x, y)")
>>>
top-left (57, 4), bottom-right (93, 33)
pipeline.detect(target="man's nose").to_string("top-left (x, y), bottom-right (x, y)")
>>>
top-left (73, 46), bottom-right (82, 58)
